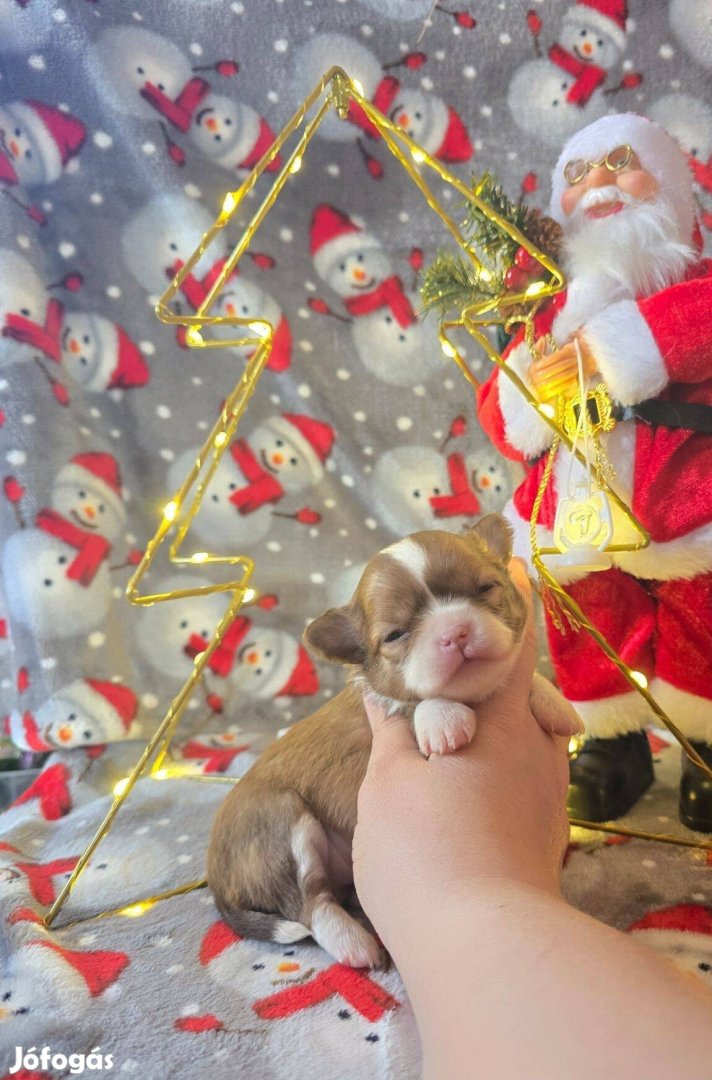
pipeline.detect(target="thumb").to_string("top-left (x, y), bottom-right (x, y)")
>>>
top-left (362, 690), bottom-right (421, 766)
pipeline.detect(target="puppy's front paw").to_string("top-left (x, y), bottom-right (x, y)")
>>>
top-left (414, 698), bottom-right (477, 757)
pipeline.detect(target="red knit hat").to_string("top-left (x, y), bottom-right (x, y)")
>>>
top-left (200, 920), bottom-right (242, 965)
top-left (108, 325), bottom-right (150, 390)
top-left (277, 644), bottom-right (319, 698)
top-left (27, 100), bottom-right (86, 164)
top-left (563, 0), bottom-right (628, 51)
top-left (85, 679), bottom-right (138, 730)
top-left (629, 904), bottom-right (712, 956)
top-left (436, 107), bottom-right (474, 163)
top-left (36, 940), bottom-right (130, 997)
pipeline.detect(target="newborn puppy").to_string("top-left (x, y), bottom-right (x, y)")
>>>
top-left (208, 514), bottom-right (580, 968)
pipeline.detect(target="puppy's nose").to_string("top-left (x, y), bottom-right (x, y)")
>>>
top-left (439, 622), bottom-right (470, 648)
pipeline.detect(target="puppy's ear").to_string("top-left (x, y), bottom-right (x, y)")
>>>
top-left (303, 604), bottom-right (367, 666)
top-left (468, 513), bottom-right (513, 564)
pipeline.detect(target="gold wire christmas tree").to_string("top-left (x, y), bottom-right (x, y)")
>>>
top-left (45, 66), bottom-right (712, 931)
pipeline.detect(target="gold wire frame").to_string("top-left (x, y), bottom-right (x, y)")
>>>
top-left (45, 67), bottom-right (712, 931)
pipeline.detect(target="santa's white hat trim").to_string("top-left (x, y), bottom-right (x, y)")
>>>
top-left (549, 113), bottom-right (695, 245)
top-left (562, 0), bottom-right (627, 52)
top-left (629, 904), bottom-right (712, 958)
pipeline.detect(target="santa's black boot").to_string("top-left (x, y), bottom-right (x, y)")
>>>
top-left (567, 732), bottom-right (655, 822)
top-left (679, 743), bottom-right (712, 833)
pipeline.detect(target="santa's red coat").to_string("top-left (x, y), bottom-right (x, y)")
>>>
top-left (476, 260), bottom-right (712, 579)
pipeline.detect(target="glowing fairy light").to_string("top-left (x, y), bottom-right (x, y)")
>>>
top-left (119, 902), bottom-right (153, 918)
top-left (538, 402), bottom-right (556, 419)
top-left (214, 432), bottom-right (228, 448)
top-left (525, 280), bottom-right (547, 298)
top-left (289, 156), bottom-right (303, 174)
top-left (441, 341), bottom-right (456, 358)
top-left (113, 778), bottom-right (130, 796)
top-left (191, 552), bottom-right (209, 564)
top-left (630, 670), bottom-right (648, 689)
top-left (163, 501), bottom-right (178, 523)
top-left (243, 588), bottom-right (256, 603)
top-left (411, 148), bottom-right (425, 164)
top-left (185, 327), bottom-right (203, 346)
top-left (221, 191), bottom-right (237, 216)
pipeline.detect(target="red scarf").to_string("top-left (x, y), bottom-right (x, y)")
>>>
top-left (184, 616), bottom-right (251, 678)
top-left (548, 44), bottom-right (607, 106)
top-left (168, 257), bottom-right (232, 311)
top-left (429, 453), bottom-right (481, 518)
top-left (3, 297), bottom-right (64, 361)
top-left (35, 508), bottom-right (111, 586)
top-left (344, 275), bottom-right (416, 328)
top-left (140, 76), bottom-right (211, 133)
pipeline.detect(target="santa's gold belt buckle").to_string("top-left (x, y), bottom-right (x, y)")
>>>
top-left (560, 383), bottom-right (616, 439)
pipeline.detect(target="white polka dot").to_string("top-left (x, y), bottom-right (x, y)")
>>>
top-left (280, 227), bottom-right (293, 242)
top-left (363, 446), bottom-right (373, 455)
top-left (273, 39), bottom-right (288, 52)
top-left (267, 541), bottom-right (282, 553)
top-left (28, 54), bottom-right (46, 70)
top-left (16, 234), bottom-right (31, 249)
top-left (336, 368), bottom-right (351, 380)
top-left (189, 42), bottom-right (203, 56)
top-left (191, 376), bottom-right (203, 386)
top-left (79, 933), bottom-right (97, 945)
top-left (90, 192), bottom-right (104, 205)
top-left (184, 184), bottom-right (202, 199)
top-left (158, 818), bottom-right (171, 826)
top-left (156, 404), bottom-right (171, 419)
top-left (140, 341), bottom-right (155, 355)
top-left (435, 49), bottom-right (445, 60)
top-left (412, 385), bottom-right (426, 397)
top-left (180, 1002), bottom-right (200, 1016)
top-left (327, 164), bottom-right (340, 177)
top-left (94, 131), bottom-right (113, 149)
top-left (443, 378), bottom-right (455, 389)
top-left (269, 394), bottom-right (280, 405)
top-left (135, 826), bottom-right (150, 836)
top-left (297, 384), bottom-right (311, 398)
top-left (420, 76), bottom-right (433, 90)
top-left (88, 632), bottom-right (106, 648)
top-left (338, 528), bottom-right (348, 537)
top-left (297, 307), bottom-right (310, 319)
top-left (499, 32), bottom-right (511, 44)
top-left (267, 90), bottom-right (279, 104)
top-left (452, 23), bottom-right (461, 35)
top-left (0, 379), bottom-right (7, 391)
top-left (6, 450), bottom-right (26, 466)
top-left (659, 43), bottom-right (674, 58)
top-left (112, 587), bottom-right (123, 599)
top-left (58, 241), bottom-right (76, 259)
top-left (177, 834), bottom-right (190, 843)
top-left (53, 8), bottom-right (67, 21)
top-left (323, 499), bottom-right (336, 509)
top-left (196, 420), bottom-right (208, 431)
top-left (159, 448), bottom-right (175, 462)
top-left (177, 854), bottom-right (192, 864)
top-left (304, 280), bottom-right (317, 292)
top-left (167, 964), bottom-right (184, 974)
top-left (106, 285), bottom-right (121, 298)
top-left (299, 340), bottom-right (313, 353)
top-left (142, 142), bottom-right (156, 155)
top-left (353, 411), bottom-right (366, 422)
top-left (110, 429), bottom-right (121, 439)
top-left (309, 528), bottom-right (319, 538)
top-left (89, 406), bottom-right (101, 418)
top-left (361, 23), bottom-right (373, 36)
top-left (365, 517), bottom-right (377, 530)
top-left (310, 572), bottom-right (325, 584)
top-left (342, 475), bottom-right (354, 488)
top-left (396, 416), bottom-right (413, 431)
top-left (432, 430), bottom-right (443, 440)
top-left (21, 413), bottom-right (35, 425)
top-left (231, 1), bottom-right (244, 10)
top-left (463, 64), bottom-right (476, 79)
top-left (40, 656), bottom-right (57, 670)
top-left (142, 693), bottom-right (158, 709)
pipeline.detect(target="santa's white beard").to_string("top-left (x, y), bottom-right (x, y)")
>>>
top-left (561, 186), bottom-right (695, 301)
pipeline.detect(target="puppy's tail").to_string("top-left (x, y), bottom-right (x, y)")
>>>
top-left (217, 905), bottom-right (311, 945)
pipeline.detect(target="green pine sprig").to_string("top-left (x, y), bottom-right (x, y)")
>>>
top-left (420, 251), bottom-right (503, 318)
top-left (462, 171), bottom-right (536, 264)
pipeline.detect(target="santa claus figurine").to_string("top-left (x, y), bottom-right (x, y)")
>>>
top-left (476, 113), bottom-right (712, 829)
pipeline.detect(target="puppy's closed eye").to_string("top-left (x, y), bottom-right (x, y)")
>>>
top-left (383, 628), bottom-right (407, 644)
top-left (477, 581), bottom-right (498, 595)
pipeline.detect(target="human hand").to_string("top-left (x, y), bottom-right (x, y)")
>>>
top-left (529, 335), bottom-right (597, 401)
top-left (352, 560), bottom-right (575, 958)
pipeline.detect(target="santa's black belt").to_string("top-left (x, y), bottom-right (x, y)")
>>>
top-left (611, 399), bottom-right (712, 433)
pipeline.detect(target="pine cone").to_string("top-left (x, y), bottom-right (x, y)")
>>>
top-left (526, 215), bottom-right (563, 259)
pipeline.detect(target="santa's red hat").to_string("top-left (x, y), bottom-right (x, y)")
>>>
top-left (628, 904), bottom-right (712, 958)
top-left (563, 0), bottom-right (628, 51)
top-left (54, 451), bottom-right (124, 522)
top-left (265, 313), bottom-right (292, 373)
top-left (0, 100), bottom-right (85, 184)
top-left (549, 113), bottom-right (696, 244)
top-left (200, 920), bottom-right (242, 965)
top-left (310, 204), bottom-right (380, 282)
top-left (263, 413), bottom-right (335, 483)
top-left (276, 644), bottom-right (319, 698)
top-left (436, 107), bottom-right (473, 163)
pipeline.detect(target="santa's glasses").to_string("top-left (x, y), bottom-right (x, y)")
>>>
top-left (563, 144), bottom-right (633, 185)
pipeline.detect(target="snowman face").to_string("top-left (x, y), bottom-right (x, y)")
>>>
top-left (0, 970), bottom-right (35, 1027)
top-left (389, 89), bottom-right (439, 146)
top-left (214, 280), bottom-right (278, 355)
top-left (61, 313), bottom-right (101, 385)
top-left (507, 60), bottom-right (607, 146)
top-left (558, 20), bottom-right (620, 69)
top-left (135, 579), bottom-right (224, 679)
top-left (233, 627), bottom-right (286, 696)
top-left (51, 479), bottom-right (124, 544)
top-left (0, 108), bottom-right (43, 186)
top-left (96, 27), bottom-right (191, 117)
top-left (0, 251), bottom-right (48, 341)
top-left (38, 698), bottom-right (100, 748)
top-left (2, 530), bottom-right (111, 639)
top-left (191, 94), bottom-right (254, 158)
top-left (250, 425), bottom-right (317, 491)
top-left (374, 447), bottom-right (452, 534)
top-left (167, 450), bottom-right (272, 549)
top-left (121, 196), bottom-right (220, 293)
top-left (326, 247), bottom-right (392, 298)
top-left (472, 461), bottom-right (507, 500)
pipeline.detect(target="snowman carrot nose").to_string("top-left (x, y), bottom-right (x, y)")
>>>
top-left (206, 117), bottom-right (219, 132)
top-left (396, 114), bottom-right (409, 128)
top-left (69, 339), bottom-right (80, 354)
top-left (353, 267), bottom-right (366, 281)
top-left (57, 726), bottom-right (73, 742)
